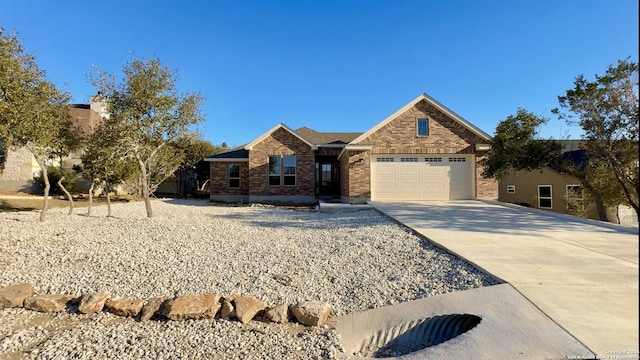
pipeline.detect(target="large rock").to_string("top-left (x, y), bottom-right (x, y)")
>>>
top-left (220, 292), bottom-right (240, 319)
top-left (24, 294), bottom-right (77, 312)
top-left (233, 296), bottom-right (266, 324)
top-left (140, 296), bottom-right (171, 321)
top-left (105, 297), bottom-right (144, 317)
top-left (0, 283), bottom-right (34, 309)
top-left (78, 291), bottom-right (110, 314)
top-left (290, 301), bottom-right (332, 326)
top-left (160, 293), bottom-right (221, 320)
top-left (265, 304), bottom-right (290, 323)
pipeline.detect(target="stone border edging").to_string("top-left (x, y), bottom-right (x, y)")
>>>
top-left (0, 283), bottom-right (333, 328)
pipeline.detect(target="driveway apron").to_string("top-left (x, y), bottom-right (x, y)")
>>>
top-left (370, 200), bottom-right (639, 357)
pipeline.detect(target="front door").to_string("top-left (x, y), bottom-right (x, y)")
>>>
top-left (316, 162), bottom-right (340, 196)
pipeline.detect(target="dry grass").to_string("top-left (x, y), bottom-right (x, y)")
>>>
top-left (0, 194), bottom-right (131, 212)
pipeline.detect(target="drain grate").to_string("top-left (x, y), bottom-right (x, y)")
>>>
top-left (357, 313), bottom-right (482, 358)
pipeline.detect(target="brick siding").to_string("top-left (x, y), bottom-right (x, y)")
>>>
top-left (248, 128), bottom-right (314, 197)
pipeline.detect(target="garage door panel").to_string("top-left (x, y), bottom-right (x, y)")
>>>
top-left (372, 155), bottom-right (474, 201)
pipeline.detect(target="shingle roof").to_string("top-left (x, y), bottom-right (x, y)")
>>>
top-left (205, 146), bottom-right (249, 160)
top-left (293, 127), bottom-right (362, 146)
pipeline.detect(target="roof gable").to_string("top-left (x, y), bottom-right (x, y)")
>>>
top-left (293, 127), bottom-right (361, 146)
top-left (244, 123), bottom-right (316, 150)
top-left (350, 93), bottom-right (491, 144)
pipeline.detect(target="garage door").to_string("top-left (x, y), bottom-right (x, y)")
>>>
top-left (371, 155), bottom-right (474, 201)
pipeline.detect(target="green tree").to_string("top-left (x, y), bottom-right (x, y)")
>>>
top-left (0, 30), bottom-right (72, 221)
top-left (91, 57), bottom-right (205, 218)
top-left (482, 108), bottom-right (563, 180)
top-left (172, 136), bottom-right (224, 197)
top-left (553, 59), bottom-right (639, 220)
top-left (81, 121), bottom-right (137, 216)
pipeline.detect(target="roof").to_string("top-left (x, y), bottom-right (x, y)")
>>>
top-left (244, 123), bottom-right (316, 150)
top-left (204, 146), bottom-right (249, 161)
top-left (293, 127), bottom-right (362, 146)
top-left (350, 93), bottom-right (492, 144)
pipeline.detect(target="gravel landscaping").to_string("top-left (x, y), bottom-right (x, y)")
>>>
top-left (0, 199), bottom-right (498, 359)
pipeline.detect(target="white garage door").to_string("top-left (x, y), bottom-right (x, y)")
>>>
top-left (371, 155), bottom-right (474, 201)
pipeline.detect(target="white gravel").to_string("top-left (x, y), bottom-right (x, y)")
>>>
top-left (0, 199), bottom-right (498, 359)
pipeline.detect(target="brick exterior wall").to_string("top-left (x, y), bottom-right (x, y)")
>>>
top-left (209, 161), bottom-right (249, 196)
top-left (475, 154), bottom-right (498, 199)
top-left (248, 128), bottom-right (314, 197)
top-left (340, 150), bottom-right (371, 201)
top-left (346, 99), bottom-right (497, 200)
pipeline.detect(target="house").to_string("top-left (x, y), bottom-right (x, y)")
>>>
top-left (498, 140), bottom-right (638, 226)
top-left (0, 96), bottom-right (105, 193)
top-left (205, 93), bottom-right (498, 204)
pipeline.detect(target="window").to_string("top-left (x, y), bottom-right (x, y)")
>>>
top-left (425, 157), bottom-right (442, 162)
top-left (506, 185), bottom-right (515, 194)
top-left (566, 185), bottom-right (583, 213)
top-left (448, 157), bottom-right (466, 162)
top-left (268, 156), bottom-right (281, 186)
top-left (268, 155), bottom-right (296, 186)
top-left (376, 157), bottom-right (395, 162)
top-left (538, 185), bottom-right (552, 209)
top-left (417, 118), bottom-right (429, 136)
top-left (566, 185), bottom-right (583, 200)
top-left (228, 164), bottom-right (240, 188)
top-left (400, 157), bottom-right (418, 162)
top-left (283, 156), bottom-right (296, 186)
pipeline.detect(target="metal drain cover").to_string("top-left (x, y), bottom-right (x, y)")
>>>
top-left (357, 314), bottom-right (481, 358)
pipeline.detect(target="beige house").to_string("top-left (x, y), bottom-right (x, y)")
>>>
top-left (499, 141), bottom-right (637, 226)
top-left (0, 97), bottom-right (105, 193)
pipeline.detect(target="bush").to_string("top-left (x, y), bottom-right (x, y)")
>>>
top-left (34, 166), bottom-right (76, 195)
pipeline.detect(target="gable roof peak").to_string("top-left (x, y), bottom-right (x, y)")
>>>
top-left (244, 123), bottom-right (316, 150)
top-left (350, 93), bottom-right (491, 144)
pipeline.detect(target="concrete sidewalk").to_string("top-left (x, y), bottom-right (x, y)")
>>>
top-left (370, 200), bottom-right (639, 357)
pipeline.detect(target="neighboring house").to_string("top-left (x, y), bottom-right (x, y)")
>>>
top-left (0, 96), bottom-right (105, 193)
top-left (499, 140), bottom-right (638, 226)
top-left (205, 93), bottom-right (498, 204)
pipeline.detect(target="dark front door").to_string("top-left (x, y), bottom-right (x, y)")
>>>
top-left (316, 161), bottom-right (340, 196)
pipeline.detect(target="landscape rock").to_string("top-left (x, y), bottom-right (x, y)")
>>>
top-left (23, 294), bottom-right (77, 312)
top-left (220, 300), bottom-right (235, 319)
top-left (290, 301), bottom-right (332, 327)
top-left (233, 295), bottom-right (266, 324)
top-left (140, 296), bottom-right (171, 321)
top-left (160, 293), bottom-right (221, 320)
top-left (78, 291), bottom-right (110, 314)
top-left (0, 283), bottom-right (34, 309)
top-left (265, 304), bottom-right (290, 323)
top-left (105, 297), bottom-right (144, 317)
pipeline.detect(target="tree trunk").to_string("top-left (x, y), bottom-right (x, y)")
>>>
top-left (593, 193), bottom-right (609, 222)
top-left (57, 176), bottom-right (74, 215)
top-left (138, 158), bottom-right (154, 218)
top-left (88, 181), bottom-right (94, 216)
top-left (39, 162), bottom-right (49, 222)
top-left (106, 182), bottom-right (112, 217)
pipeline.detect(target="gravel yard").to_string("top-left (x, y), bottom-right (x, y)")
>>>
top-left (0, 199), bottom-right (498, 359)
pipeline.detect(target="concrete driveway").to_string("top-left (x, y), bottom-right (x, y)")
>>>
top-left (370, 200), bottom-right (639, 358)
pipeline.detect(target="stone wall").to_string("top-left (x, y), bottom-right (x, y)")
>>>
top-left (0, 147), bottom-right (38, 192)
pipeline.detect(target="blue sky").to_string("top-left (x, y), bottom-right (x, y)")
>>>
top-left (1, 0), bottom-right (638, 147)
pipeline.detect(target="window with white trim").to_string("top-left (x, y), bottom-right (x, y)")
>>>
top-left (538, 185), bottom-right (552, 209)
top-left (425, 157), bottom-right (442, 162)
top-left (283, 156), bottom-right (296, 186)
top-left (448, 157), bottom-right (466, 162)
top-left (228, 164), bottom-right (240, 188)
top-left (376, 157), bottom-right (395, 162)
top-left (400, 157), bottom-right (418, 162)
top-left (417, 118), bottom-right (429, 136)
top-left (506, 185), bottom-right (515, 193)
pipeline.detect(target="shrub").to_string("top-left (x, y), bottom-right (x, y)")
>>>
top-left (34, 166), bottom-right (76, 195)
